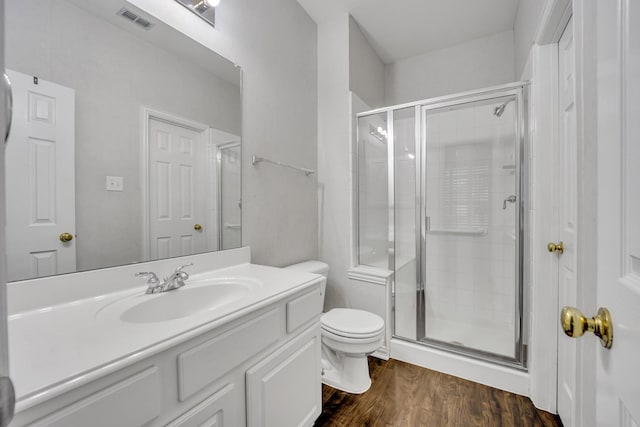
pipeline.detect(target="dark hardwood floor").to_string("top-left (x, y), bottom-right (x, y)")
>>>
top-left (314, 358), bottom-right (563, 427)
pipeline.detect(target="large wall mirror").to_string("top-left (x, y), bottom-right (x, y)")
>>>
top-left (5, 0), bottom-right (242, 282)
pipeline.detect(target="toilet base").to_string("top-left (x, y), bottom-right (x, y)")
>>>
top-left (321, 351), bottom-right (372, 394)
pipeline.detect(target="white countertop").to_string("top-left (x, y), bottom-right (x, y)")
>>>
top-left (8, 262), bottom-right (321, 412)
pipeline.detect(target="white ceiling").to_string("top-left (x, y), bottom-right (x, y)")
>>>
top-left (297, 0), bottom-right (520, 63)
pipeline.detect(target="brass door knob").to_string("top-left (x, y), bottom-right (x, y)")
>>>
top-left (548, 241), bottom-right (564, 254)
top-left (59, 232), bottom-right (73, 243)
top-left (561, 306), bottom-right (613, 349)
top-left (194, 224), bottom-right (203, 231)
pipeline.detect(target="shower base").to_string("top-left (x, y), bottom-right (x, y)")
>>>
top-left (424, 318), bottom-right (515, 359)
top-left (390, 338), bottom-right (529, 397)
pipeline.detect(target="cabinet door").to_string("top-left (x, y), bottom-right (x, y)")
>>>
top-left (167, 383), bottom-right (239, 427)
top-left (246, 325), bottom-right (321, 427)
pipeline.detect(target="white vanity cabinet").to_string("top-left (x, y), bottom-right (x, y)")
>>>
top-left (11, 283), bottom-right (323, 427)
top-left (246, 326), bottom-right (321, 427)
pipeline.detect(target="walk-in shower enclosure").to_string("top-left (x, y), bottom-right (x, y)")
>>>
top-left (356, 83), bottom-right (528, 368)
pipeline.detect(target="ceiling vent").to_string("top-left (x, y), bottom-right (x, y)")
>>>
top-left (116, 7), bottom-right (154, 30)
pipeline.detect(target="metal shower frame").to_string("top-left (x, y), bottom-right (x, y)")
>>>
top-left (355, 82), bottom-right (530, 369)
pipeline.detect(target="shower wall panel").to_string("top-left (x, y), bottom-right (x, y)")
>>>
top-left (357, 113), bottom-right (389, 268)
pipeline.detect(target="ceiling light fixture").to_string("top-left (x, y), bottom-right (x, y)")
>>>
top-left (369, 125), bottom-right (388, 143)
top-left (174, 0), bottom-right (218, 27)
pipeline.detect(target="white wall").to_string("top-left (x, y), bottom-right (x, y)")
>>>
top-left (317, 14), bottom-right (351, 311)
top-left (114, 0), bottom-right (319, 267)
top-left (348, 17), bottom-right (385, 109)
top-left (5, 0), bottom-right (242, 271)
top-left (514, 0), bottom-right (547, 79)
top-left (385, 31), bottom-right (515, 105)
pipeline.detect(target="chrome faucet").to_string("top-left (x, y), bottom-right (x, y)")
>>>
top-left (135, 271), bottom-right (162, 294)
top-left (163, 263), bottom-right (193, 292)
top-left (135, 262), bottom-right (193, 294)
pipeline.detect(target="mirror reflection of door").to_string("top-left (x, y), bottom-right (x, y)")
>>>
top-left (147, 116), bottom-right (208, 259)
top-left (218, 142), bottom-right (241, 250)
top-left (5, 69), bottom-right (76, 282)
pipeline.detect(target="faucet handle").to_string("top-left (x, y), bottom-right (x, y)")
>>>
top-left (135, 271), bottom-right (160, 285)
top-left (175, 263), bottom-right (193, 280)
top-left (175, 262), bottom-right (193, 273)
top-left (164, 263), bottom-right (193, 290)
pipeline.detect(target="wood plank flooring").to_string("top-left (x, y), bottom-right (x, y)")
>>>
top-left (314, 358), bottom-right (563, 427)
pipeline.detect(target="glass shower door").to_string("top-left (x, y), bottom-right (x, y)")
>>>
top-left (421, 95), bottom-right (521, 361)
top-left (218, 142), bottom-right (241, 250)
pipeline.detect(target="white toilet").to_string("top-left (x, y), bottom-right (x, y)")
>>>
top-left (286, 261), bottom-right (384, 394)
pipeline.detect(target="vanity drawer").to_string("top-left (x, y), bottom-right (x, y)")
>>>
top-left (177, 307), bottom-right (284, 401)
top-left (167, 384), bottom-right (239, 427)
top-left (286, 288), bottom-right (323, 333)
top-left (29, 367), bottom-right (161, 427)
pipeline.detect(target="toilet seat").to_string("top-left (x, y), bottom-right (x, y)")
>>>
top-left (321, 324), bottom-right (384, 340)
top-left (321, 308), bottom-right (384, 339)
top-left (321, 327), bottom-right (384, 346)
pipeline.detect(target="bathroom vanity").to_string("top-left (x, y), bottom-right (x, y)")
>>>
top-left (8, 248), bottom-right (323, 426)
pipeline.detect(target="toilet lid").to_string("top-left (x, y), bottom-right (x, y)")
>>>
top-left (321, 308), bottom-right (384, 338)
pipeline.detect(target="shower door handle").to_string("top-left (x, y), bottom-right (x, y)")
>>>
top-left (503, 195), bottom-right (517, 209)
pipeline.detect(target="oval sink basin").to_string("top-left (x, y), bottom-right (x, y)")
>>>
top-left (120, 283), bottom-right (250, 324)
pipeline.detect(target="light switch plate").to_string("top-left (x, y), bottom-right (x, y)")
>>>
top-left (106, 176), bottom-right (124, 192)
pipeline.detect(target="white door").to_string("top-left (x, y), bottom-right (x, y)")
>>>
top-left (5, 69), bottom-right (76, 282)
top-left (148, 118), bottom-right (206, 259)
top-left (593, 0), bottom-right (640, 425)
top-left (556, 18), bottom-right (579, 427)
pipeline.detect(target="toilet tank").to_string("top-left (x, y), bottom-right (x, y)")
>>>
top-left (285, 261), bottom-right (329, 297)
